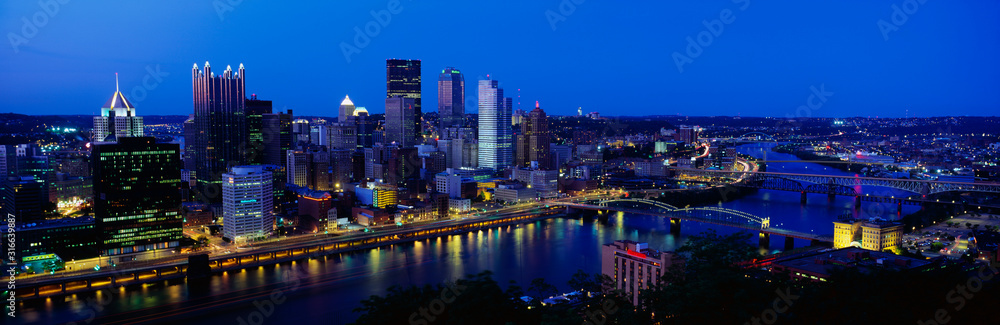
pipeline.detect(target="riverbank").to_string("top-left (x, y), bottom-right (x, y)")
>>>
top-left (16, 209), bottom-right (566, 300)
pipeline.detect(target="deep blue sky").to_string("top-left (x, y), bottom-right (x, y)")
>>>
top-left (1, 1), bottom-right (998, 117)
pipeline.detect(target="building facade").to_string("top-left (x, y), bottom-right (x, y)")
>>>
top-left (387, 59), bottom-right (421, 143)
top-left (477, 79), bottom-right (512, 170)
top-left (192, 62), bottom-right (247, 200)
top-left (601, 240), bottom-right (683, 307)
top-left (437, 67), bottom-right (464, 129)
top-left (91, 137), bottom-right (182, 256)
top-left (222, 166), bottom-right (274, 244)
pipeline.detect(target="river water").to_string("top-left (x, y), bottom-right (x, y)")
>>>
top-left (17, 143), bottom-right (919, 325)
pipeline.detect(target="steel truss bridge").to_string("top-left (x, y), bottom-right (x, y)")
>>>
top-left (672, 168), bottom-right (1000, 196)
top-left (552, 198), bottom-right (831, 242)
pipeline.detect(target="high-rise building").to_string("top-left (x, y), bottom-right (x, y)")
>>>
top-left (516, 102), bottom-right (552, 169)
top-left (679, 125), bottom-right (701, 144)
top-left (287, 150), bottom-right (309, 187)
top-left (387, 59), bottom-right (421, 143)
top-left (437, 67), bottom-right (464, 129)
top-left (292, 119), bottom-right (310, 144)
top-left (329, 122), bottom-right (357, 150)
top-left (477, 79), bottom-right (512, 170)
top-left (192, 62), bottom-right (247, 201)
top-left (183, 115), bottom-right (197, 171)
top-left (354, 108), bottom-right (374, 149)
top-left (222, 166), bottom-right (274, 244)
top-left (262, 109), bottom-right (293, 167)
top-left (338, 95), bottom-right (356, 123)
top-left (602, 240), bottom-right (684, 307)
top-left (310, 125), bottom-right (328, 146)
top-left (91, 137), bottom-right (182, 256)
top-left (245, 94), bottom-right (273, 165)
top-left (385, 96), bottom-right (416, 147)
top-left (93, 76), bottom-right (143, 143)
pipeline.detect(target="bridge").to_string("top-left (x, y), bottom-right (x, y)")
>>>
top-left (552, 198), bottom-right (832, 249)
top-left (672, 168), bottom-right (1000, 196)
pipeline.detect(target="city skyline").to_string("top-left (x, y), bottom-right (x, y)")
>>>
top-left (2, 2), bottom-right (999, 118)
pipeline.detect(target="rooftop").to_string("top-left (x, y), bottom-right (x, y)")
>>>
top-left (772, 247), bottom-right (932, 278)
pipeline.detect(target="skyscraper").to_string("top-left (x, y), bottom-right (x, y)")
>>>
top-left (93, 75), bottom-right (143, 143)
top-left (385, 96), bottom-right (416, 147)
top-left (516, 101), bottom-right (552, 169)
top-left (387, 59), bottom-right (421, 143)
top-left (477, 79), bottom-right (512, 170)
top-left (437, 67), bottom-right (464, 129)
top-left (339, 95), bottom-right (355, 123)
top-left (245, 94), bottom-right (273, 165)
top-left (354, 108), bottom-right (373, 149)
top-left (91, 137), bottom-right (182, 256)
top-left (222, 166), bottom-right (274, 245)
top-left (262, 109), bottom-right (293, 167)
top-left (192, 62), bottom-right (247, 201)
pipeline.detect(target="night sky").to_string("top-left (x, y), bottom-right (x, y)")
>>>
top-left (1, 1), bottom-right (997, 117)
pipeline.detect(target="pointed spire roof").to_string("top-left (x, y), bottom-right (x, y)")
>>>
top-left (103, 74), bottom-right (134, 109)
top-left (340, 95), bottom-right (354, 107)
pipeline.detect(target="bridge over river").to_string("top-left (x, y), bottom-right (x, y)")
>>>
top-left (551, 198), bottom-right (832, 249)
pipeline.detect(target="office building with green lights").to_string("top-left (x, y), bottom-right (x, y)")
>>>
top-left (91, 137), bottom-right (183, 256)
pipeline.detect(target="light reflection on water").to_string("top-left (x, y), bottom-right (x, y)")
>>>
top-left (21, 143), bottom-right (927, 325)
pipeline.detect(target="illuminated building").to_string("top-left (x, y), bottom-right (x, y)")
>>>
top-left (298, 191), bottom-right (333, 232)
top-left (832, 218), bottom-right (903, 252)
top-left (373, 184), bottom-right (398, 209)
top-left (192, 62), bottom-right (247, 201)
top-left (477, 79), bottom-right (512, 170)
top-left (93, 75), bottom-right (143, 143)
top-left (385, 96), bottom-right (416, 147)
top-left (387, 59), bottom-right (421, 143)
top-left (515, 102), bottom-right (551, 169)
top-left (222, 166), bottom-right (274, 244)
top-left (601, 240), bottom-right (683, 306)
top-left (339, 95), bottom-right (356, 123)
top-left (91, 137), bottom-right (182, 256)
top-left (438, 67), bottom-right (464, 129)
top-left (245, 94), bottom-right (272, 165)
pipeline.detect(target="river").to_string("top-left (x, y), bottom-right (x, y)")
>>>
top-left (16, 143), bottom-right (919, 325)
